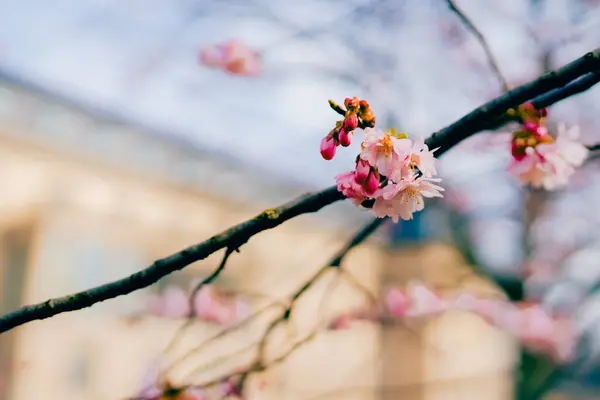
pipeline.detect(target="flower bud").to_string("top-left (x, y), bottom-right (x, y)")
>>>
top-left (343, 112), bottom-right (359, 131)
top-left (511, 140), bottom-right (527, 161)
top-left (338, 128), bottom-right (353, 147)
top-left (344, 96), bottom-right (360, 110)
top-left (364, 170), bottom-right (380, 195)
top-left (358, 108), bottom-right (375, 127)
top-left (355, 158), bottom-right (371, 183)
top-left (320, 136), bottom-right (337, 160)
top-left (523, 121), bottom-right (539, 133)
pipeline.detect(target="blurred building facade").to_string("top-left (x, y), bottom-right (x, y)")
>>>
top-left (0, 72), bottom-right (517, 400)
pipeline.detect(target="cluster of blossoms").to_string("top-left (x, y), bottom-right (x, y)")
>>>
top-left (199, 40), bottom-right (260, 77)
top-left (320, 97), bottom-right (444, 222)
top-left (146, 284), bottom-right (251, 326)
top-left (508, 103), bottom-right (589, 190)
top-left (328, 281), bottom-right (576, 363)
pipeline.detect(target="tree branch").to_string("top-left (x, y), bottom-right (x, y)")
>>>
top-left (1, 47), bottom-right (600, 334)
top-left (532, 71), bottom-right (600, 109)
top-left (446, 0), bottom-right (510, 92)
top-left (0, 188), bottom-right (344, 333)
top-left (428, 47), bottom-right (600, 156)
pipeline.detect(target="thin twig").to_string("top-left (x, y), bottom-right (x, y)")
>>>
top-left (0, 188), bottom-right (344, 333)
top-left (162, 247), bottom-right (239, 356)
top-left (339, 268), bottom-right (378, 307)
top-left (182, 339), bottom-right (261, 382)
top-left (446, 0), bottom-right (510, 92)
top-left (2, 48), bottom-right (600, 333)
top-left (532, 71), bottom-right (600, 109)
top-left (189, 264), bottom-right (345, 395)
top-left (163, 302), bottom-right (284, 375)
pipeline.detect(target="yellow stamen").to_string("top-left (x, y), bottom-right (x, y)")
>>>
top-left (380, 134), bottom-right (394, 157)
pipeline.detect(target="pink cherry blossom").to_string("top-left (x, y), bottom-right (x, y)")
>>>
top-left (322, 99), bottom-right (443, 220)
top-left (372, 175), bottom-right (444, 222)
top-left (199, 40), bottom-right (260, 77)
top-left (554, 123), bottom-right (589, 167)
top-left (508, 146), bottom-right (574, 190)
top-left (402, 137), bottom-right (439, 178)
top-left (335, 171), bottom-right (369, 206)
top-left (508, 124), bottom-right (588, 190)
top-left (360, 128), bottom-right (407, 178)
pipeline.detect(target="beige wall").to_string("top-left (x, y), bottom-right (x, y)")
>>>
top-left (0, 130), bottom-right (517, 400)
top-left (0, 130), bottom-right (384, 400)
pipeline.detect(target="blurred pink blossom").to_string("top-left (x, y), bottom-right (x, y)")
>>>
top-left (384, 282), bottom-right (577, 362)
top-left (509, 124), bottom-right (589, 190)
top-left (146, 285), bottom-right (190, 318)
top-left (385, 282), bottom-right (447, 318)
top-left (198, 40), bottom-right (260, 77)
top-left (136, 359), bottom-right (162, 399)
top-left (145, 284), bottom-right (251, 325)
top-left (327, 308), bottom-right (378, 331)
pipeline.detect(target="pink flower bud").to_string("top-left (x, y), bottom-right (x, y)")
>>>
top-left (320, 136), bottom-right (337, 160)
top-left (343, 112), bottom-right (358, 131)
top-left (355, 159), bottom-right (371, 183)
top-left (338, 129), bottom-right (353, 147)
top-left (511, 141), bottom-right (527, 161)
top-left (364, 171), bottom-right (380, 195)
top-left (523, 121), bottom-right (539, 133)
